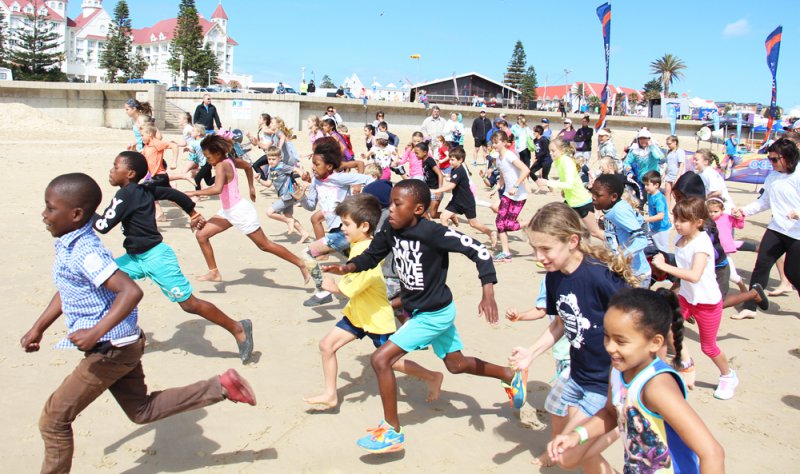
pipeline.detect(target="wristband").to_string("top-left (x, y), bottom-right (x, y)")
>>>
top-left (574, 426), bottom-right (589, 445)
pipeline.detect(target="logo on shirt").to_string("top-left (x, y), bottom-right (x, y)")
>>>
top-left (94, 197), bottom-right (123, 231)
top-left (444, 229), bottom-right (491, 260)
top-left (392, 237), bottom-right (424, 290)
top-left (556, 292), bottom-right (593, 349)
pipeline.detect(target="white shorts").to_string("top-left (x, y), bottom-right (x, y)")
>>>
top-left (217, 199), bottom-right (261, 235)
top-left (651, 229), bottom-right (671, 253)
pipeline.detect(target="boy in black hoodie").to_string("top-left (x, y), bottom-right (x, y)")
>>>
top-left (324, 179), bottom-right (525, 453)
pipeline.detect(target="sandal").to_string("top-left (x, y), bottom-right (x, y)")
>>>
top-left (752, 283), bottom-right (770, 311)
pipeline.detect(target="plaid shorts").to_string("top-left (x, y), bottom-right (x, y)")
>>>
top-left (544, 366), bottom-right (571, 417)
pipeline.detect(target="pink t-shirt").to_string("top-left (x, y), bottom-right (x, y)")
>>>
top-left (219, 159), bottom-right (241, 210)
top-left (398, 146), bottom-right (424, 178)
top-left (713, 212), bottom-right (745, 254)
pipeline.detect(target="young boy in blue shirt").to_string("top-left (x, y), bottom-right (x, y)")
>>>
top-left (22, 173), bottom-right (255, 473)
top-left (642, 170), bottom-right (672, 253)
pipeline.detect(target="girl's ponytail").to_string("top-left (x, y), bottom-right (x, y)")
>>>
top-left (656, 287), bottom-right (685, 369)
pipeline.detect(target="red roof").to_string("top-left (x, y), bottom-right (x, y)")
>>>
top-left (211, 2), bottom-right (228, 20)
top-left (2, 0), bottom-right (65, 21)
top-left (131, 14), bottom-right (237, 46)
top-left (535, 82), bottom-right (642, 101)
top-left (69, 7), bottom-right (102, 33)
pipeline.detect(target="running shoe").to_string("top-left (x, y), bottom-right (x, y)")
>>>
top-left (502, 369), bottom-right (528, 409)
top-left (303, 293), bottom-right (333, 307)
top-left (356, 420), bottom-right (404, 453)
top-left (493, 252), bottom-right (512, 263)
top-left (714, 370), bottom-right (739, 400)
top-left (219, 369), bottom-right (256, 405)
top-left (237, 319), bottom-right (254, 363)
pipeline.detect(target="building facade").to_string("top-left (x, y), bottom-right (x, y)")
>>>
top-left (0, 0), bottom-right (248, 85)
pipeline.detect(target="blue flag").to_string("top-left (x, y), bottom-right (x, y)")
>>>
top-left (763, 26), bottom-right (782, 144)
top-left (594, 3), bottom-right (611, 131)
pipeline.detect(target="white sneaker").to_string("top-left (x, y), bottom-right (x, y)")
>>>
top-left (714, 370), bottom-right (739, 400)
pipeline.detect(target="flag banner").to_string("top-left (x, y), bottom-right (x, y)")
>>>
top-left (736, 111), bottom-right (742, 144)
top-left (667, 103), bottom-right (679, 135)
top-left (763, 26), bottom-right (782, 144)
top-left (595, 2), bottom-right (611, 130)
top-left (727, 153), bottom-right (773, 184)
top-left (712, 110), bottom-right (720, 131)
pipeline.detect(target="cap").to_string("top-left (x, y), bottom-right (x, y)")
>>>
top-left (541, 118), bottom-right (549, 123)
top-left (499, 113), bottom-right (507, 119)
top-left (375, 131), bottom-right (389, 140)
top-left (479, 109), bottom-right (486, 113)
top-left (597, 129), bottom-right (610, 137)
top-left (563, 118), bottom-right (572, 124)
top-left (637, 129), bottom-right (652, 139)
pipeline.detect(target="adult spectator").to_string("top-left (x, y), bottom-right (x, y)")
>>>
top-left (471, 109), bottom-right (492, 165)
top-left (335, 85), bottom-right (345, 98)
top-left (573, 115), bottom-right (594, 162)
top-left (541, 118), bottom-right (552, 139)
top-left (511, 115), bottom-right (532, 167)
top-left (193, 94), bottom-right (221, 134)
top-left (307, 80), bottom-right (316, 94)
top-left (443, 112), bottom-right (465, 149)
top-left (421, 105), bottom-right (445, 155)
top-left (624, 128), bottom-right (665, 190)
top-left (556, 118), bottom-right (576, 143)
top-left (322, 106), bottom-right (343, 127)
top-left (596, 128), bottom-right (620, 170)
top-left (276, 82), bottom-right (286, 94)
top-left (300, 80), bottom-right (308, 95)
top-left (371, 111), bottom-right (386, 130)
top-left (558, 99), bottom-right (567, 118)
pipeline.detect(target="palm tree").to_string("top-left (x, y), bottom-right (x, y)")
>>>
top-left (649, 54), bottom-right (687, 98)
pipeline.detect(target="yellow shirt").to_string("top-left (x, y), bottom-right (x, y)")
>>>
top-left (337, 239), bottom-right (396, 335)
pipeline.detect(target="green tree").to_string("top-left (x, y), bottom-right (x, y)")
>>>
top-left (167, 0), bottom-right (219, 86)
top-left (0, 10), bottom-right (8, 67)
top-left (589, 95), bottom-right (601, 110)
top-left (9, 0), bottom-right (66, 81)
top-left (519, 65), bottom-right (538, 107)
top-left (321, 74), bottom-right (335, 88)
top-left (128, 50), bottom-right (148, 79)
top-left (649, 53), bottom-right (686, 98)
top-left (100, 0), bottom-right (132, 82)
top-left (642, 78), bottom-right (663, 103)
top-left (763, 106), bottom-right (782, 120)
top-left (503, 40), bottom-right (526, 91)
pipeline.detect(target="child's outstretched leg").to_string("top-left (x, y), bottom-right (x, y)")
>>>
top-left (391, 359), bottom-right (444, 403)
top-left (466, 218), bottom-right (497, 248)
top-left (769, 255), bottom-right (794, 296)
top-left (367, 341), bottom-right (408, 431)
top-left (305, 326), bottom-right (357, 408)
top-left (292, 217), bottom-right (310, 243)
top-left (179, 295), bottom-right (254, 363)
top-left (310, 210), bottom-right (325, 240)
top-left (302, 240), bottom-right (336, 306)
top-left (266, 206), bottom-right (294, 236)
top-left (194, 216), bottom-right (231, 281)
top-left (246, 228), bottom-right (311, 284)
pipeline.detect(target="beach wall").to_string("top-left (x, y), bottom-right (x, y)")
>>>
top-left (0, 82), bottom-right (705, 147)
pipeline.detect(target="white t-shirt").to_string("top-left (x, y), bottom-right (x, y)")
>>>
top-left (699, 167), bottom-right (734, 212)
top-left (182, 124), bottom-right (193, 143)
top-left (742, 170), bottom-right (800, 240)
top-left (675, 231), bottom-right (721, 305)
top-left (496, 150), bottom-right (528, 202)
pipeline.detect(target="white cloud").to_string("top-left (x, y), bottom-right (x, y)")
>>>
top-left (723, 19), bottom-right (751, 37)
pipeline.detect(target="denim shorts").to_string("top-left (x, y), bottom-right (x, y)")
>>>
top-left (545, 372), bottom-right (607, 418)
top-left (335, 316), bottom-right (392, 349)
top-left (323, 229), bottom-right (350, 253)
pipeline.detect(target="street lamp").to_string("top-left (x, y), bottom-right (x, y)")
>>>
top-left (301, 66), bottom-right (305, 83)
top-left (564, 68), bottom-right (572, 111)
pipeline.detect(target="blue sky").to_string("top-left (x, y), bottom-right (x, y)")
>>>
top-left (78, 0), bottom-right (799, 113)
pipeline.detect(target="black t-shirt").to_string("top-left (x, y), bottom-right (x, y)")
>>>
top-left (546, 257), bottom-right (629, 394)
top-left (534, 136), bottom-right (552, 164)
top-left (449, 165), bottom-right (474, 209)
top-left (423, 157), bottom-right (440, 189)
top-left (574, 126), bottom-right (594, 152)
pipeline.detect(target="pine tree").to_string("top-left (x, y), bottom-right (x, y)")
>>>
top-left (503, 40), bottom-right (526, 91)
top-left (0, 10), bottom-right (8, 67)
top-left (128, 50), bottom-right (148, 79)
top-left (193, 43), bottom-right (220, 87)
top-left (321, 74), bottom-right (335, 88)
top-left (100, 0), bottom-right (132, 82)
top-left (519, 65), bottom-right (538, 107)
top-left (9, 0), bottom-right (66, 81)
top-left (167, 0), bottom-right (215, 86)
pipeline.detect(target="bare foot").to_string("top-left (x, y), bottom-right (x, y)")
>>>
top-left (286, 218), bottom-right (296, 235)
top-left (299, 231), bottom-right (310, 243)
top-left (450, 215), bottom-right (459, 227)
top-left (156, 213), bottom-right (167, 222)
top-left (304, 393), bottom-right (337, 409)
top-left (426, 372), bottom-right (444, 402)
top-left (490, 231), bottom-right (498, 249)
top-left (768, 284), bottom-right (794, 297)
top-left (300, 266), bottom-right (312, 285)
top-left (197, 269), bottom-right (222, 282)
top-left (532, 452), bottom-right (555, 467)
top-left (730, 309), bottom-right (756, 320)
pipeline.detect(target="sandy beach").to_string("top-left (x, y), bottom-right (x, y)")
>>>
top-left (1, 104), bottom-right (798, 473)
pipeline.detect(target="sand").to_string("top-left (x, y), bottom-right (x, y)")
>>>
top-left (1, 104), bottom-right (798, 472)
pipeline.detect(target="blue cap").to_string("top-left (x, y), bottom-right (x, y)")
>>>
top-left (542, 118), bottom-right (549, 123)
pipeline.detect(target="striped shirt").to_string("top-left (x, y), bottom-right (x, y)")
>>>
top-left (53, 222), bottom-right (139, 349)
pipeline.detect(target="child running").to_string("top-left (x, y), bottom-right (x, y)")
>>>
top-left (591, 174), bottom-right (652, 286)
top-left (547, 288), bottom-right (725, 473)
top-left (509, 202), bottom-right (638, 470)
top-left (419, 142), bottom-right (445, 219)
top-left (324, 179), bottom-right (527, 454)
top-left (489, 130), bottom-right (530, 262)
top-left (295, 137), bottom-right (375, 307)
top-left (24, 173), bottom-right (256, 473)
top-left (94, 151), bottom-right (254, 362)
top-left (664, 135), bottom-right (686, 212)
top-left (304, 194), bottom-right (443, 409)
top-left (262, 145), bottom-right (309, 241)
top-left (707, 197), bottom-right (756, 293)
top-left (186, 135), bottom-right (310, 284)
top-left (650, 197), bottom-right (739, 399)
top-left (642, 171), bottom-right (672, 253)
top-left (396, 131), bottom-right (425, 180)
top-left (433, 146), bottom-right (497, 247)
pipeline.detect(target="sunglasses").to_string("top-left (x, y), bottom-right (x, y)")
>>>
top-left (768, 157), bottom-right (780, 163)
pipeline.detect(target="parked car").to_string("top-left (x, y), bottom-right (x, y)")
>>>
top-left (284, 87), bottom-right (298, 94)
top-left (0, 67), bottom-right (12, 81)
top-left (192, 87), bottom-right (211, 92)
top-left (167, 86), bottom-right (192, 92)
top-left (126, 78), bottom-right (161, 84)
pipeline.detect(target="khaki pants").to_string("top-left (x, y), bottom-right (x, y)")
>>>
top-left (39, 336), bottom-right (224, 473)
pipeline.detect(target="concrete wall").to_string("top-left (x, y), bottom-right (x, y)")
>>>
top-left (165, 92), bottom-right (300, 132)
top-left (0, 82), bottom-right (165, 129)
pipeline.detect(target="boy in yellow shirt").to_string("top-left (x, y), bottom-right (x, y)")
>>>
top-left (304, 193), bottom-right (443, 410)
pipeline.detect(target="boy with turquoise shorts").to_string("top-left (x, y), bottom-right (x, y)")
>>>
top-left (94, 151), bottom-right (254, 363)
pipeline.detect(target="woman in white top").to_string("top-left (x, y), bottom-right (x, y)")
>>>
top-left (443, 112), bottom-right (465, 149)
top-left (733, 138), bottom-right (800, 319)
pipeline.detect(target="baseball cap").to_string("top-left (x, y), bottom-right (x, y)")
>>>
top-left (375, 131), bottom-right (389, 140)
top-left (563, 118), bottom-right (572, 124)
top-left (541, 118), bottom-right (549, 123)
top-left (479, 109), bottom-right (486, 113)
top-left (597, 129), bottom-right (610, 137)
top-left (499, 113), bottom-right (507, 119)
top-left (637, 128), bottom-right (652, 139)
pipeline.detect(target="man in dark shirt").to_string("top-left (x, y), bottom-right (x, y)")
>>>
top-left (308, 80), bottom-right (316, 94)
top-left (471, 110), bottom-right (492, 165)
top-left (193, 94), bottom-right (222, 134)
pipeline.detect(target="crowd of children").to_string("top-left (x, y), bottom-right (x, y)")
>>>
top-left (25, 101), bottom-right (800, 472)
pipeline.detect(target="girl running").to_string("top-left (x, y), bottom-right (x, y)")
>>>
top-left (547, 288), bottom-right (725, 473)
top-left (186, 135), bottom-right (310, 284)
top-left (489, 131), bottom-right (529, 263)
top-left (396, 131), bottom-right (426, 180)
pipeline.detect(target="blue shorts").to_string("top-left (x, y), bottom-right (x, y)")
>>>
top-left (548, 376), bottom-right (607, 418)
top-left (336, 316), bottom-right (392, 349)
top-left (323, 229), bottom-right (350, 253)
top-left (389, 300), bottom-right (463, 358)
top-left (116, 243), bottom-right (192, 303)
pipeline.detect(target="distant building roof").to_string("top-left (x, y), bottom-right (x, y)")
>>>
top-left (131, 15), bottom-right (237, 45)
top-left (70, 7), bottom-right (102, 33)
top-left (2, 0), bottom-right (65, 21)
top-left (211, 2), bottom-right (228, 20)
top-left (413, 72), bottom-right (521, 95)
top-left (536, 82), bottom-right (641, 101)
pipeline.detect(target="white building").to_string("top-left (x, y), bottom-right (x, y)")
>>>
top-left (0, 0), bottom-right (248, 85)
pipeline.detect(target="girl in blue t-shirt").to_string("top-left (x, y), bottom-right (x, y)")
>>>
top-left (547, 288), bottom-right (724, 474)
top-left (509, 202), bottom-right (639, 470)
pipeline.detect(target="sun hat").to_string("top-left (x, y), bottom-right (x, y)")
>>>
top-left (637, 128), bottom-right (652, 139)
top-left (563, 118), bottom-right (572, 124)
top-left (375, 131), bottom-right (389, 140)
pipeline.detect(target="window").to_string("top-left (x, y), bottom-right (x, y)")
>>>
top-left (24, 4), bottom-right (33, 13)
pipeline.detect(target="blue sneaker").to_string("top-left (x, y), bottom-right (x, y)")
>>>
top-left (502, 369), bottom-right (528, 409)
top-left (356, 420), bottom-right (405, 453)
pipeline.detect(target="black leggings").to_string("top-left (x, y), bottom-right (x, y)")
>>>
top-left (518, 148), bottom-right (531, 168)
top-left (743, 228), bottom-right (800, 311)
top-left (194, 163), bottom-right (214, 190)
top-left (530, 161), bottom-right (551, 180)
top-left (252, 154), bottom-right (269, 180)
